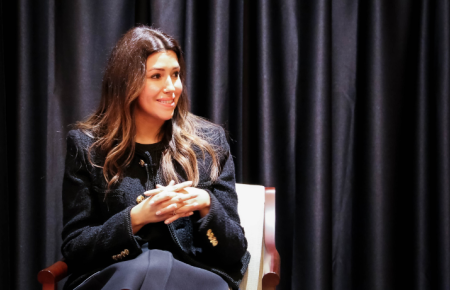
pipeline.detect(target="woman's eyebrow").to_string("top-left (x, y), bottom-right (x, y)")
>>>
top-left (148, 66), bottom-right (180, 71)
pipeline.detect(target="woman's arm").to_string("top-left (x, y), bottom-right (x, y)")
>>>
top-left (61, 131), bottom-right (142, 270)
top-left (190, 127), bottom-right (248, 266)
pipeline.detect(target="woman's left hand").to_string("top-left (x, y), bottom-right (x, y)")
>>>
top-left (151, 182), bottom-right (211, 224)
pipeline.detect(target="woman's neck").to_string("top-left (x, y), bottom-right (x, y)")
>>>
top-left (134, 116), bottom-right (164, 144)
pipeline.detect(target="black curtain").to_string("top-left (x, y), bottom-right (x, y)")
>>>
top-left (1, 0), bottom-right (450, 289)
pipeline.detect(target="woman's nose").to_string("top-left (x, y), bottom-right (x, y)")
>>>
top-left (164, 76), bottom-right (175, 93)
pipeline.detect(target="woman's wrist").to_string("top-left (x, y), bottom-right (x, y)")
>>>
top-left (199, 206), bottom-right (210, 217)
top-left (198, 189), bottom-right (211, 217)
top-left (130, 205), bottom-right (145, 234)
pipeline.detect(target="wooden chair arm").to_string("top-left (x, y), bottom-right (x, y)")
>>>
top-left (262, 187), bottom-right (280, 290)
top-left (37, 260), bottom-right (68, 290)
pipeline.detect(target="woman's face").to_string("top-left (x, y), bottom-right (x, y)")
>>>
top-left (135, 50), bottom-right (182, 126)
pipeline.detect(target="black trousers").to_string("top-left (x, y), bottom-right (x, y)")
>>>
top-left (73, 249), bottom-right (229, 290)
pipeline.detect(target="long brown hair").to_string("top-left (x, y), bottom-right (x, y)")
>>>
top-left (76, 26), bottom-right (221, 189)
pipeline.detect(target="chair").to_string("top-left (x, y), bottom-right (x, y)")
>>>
top-left (38, 184), bottom-right (280, 290)
top-left (235, 184), bottom-right (280, 290)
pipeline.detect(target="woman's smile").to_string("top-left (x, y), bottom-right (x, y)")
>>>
top-left (157, 96), bottom-right (176, 106)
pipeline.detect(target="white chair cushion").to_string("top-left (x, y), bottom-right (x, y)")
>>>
top-left (236, 184), bottom-right (265, 290)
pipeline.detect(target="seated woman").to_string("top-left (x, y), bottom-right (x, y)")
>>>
top-left (61, 26), bottom-right (249, 290)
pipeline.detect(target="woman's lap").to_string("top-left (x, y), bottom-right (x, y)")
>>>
top-left (74, 249), bottom-right (229, 290)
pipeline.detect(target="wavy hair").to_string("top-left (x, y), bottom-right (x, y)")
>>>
top-left (76, 26), bottom-right (221, 190)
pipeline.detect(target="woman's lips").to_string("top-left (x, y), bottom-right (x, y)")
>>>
top-left (157, 98), bottom-right (175, 107)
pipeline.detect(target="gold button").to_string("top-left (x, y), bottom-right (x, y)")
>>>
top-left (139, 159), bottom-right (145, 167)
top-left (124, 249), bottom-right (129, 255)
top-left (206, 229), bottom-right (218, 246)
top-left (207, 230), bottom-right (216, 239)
top-left (112, 255), bottom-right (117, 260)
top-left (136, 195), bottom-right (145, 203)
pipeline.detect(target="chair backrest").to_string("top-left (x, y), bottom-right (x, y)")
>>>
top-left (235, 183), bottom-right (265, 290)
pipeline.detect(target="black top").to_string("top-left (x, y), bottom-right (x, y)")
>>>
top-left (133, 141), bottom-right (179, 257)
top-left (135, 140), bottom-right (165, 151)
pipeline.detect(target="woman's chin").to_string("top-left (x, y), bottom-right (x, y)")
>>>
top-left (159, 112), bottom-right (175, 121)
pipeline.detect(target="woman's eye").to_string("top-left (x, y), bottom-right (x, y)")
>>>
top-left (150, 73), bottom-right (161, 79)
top-left (173, 71), bottom-right (180, 78)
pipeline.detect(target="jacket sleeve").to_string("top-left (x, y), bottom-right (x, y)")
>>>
top-left (194, 127), bottom-right (249, 267)
top-left (61, 130), bottom-right (142, 271)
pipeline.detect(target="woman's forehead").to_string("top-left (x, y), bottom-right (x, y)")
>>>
top-left (146, 51), bottom-right (179, 68)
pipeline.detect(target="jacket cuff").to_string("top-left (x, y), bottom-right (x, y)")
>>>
top-left (195, 190), bottom-right (227, 247)
top-left (103, 205), bottom-right (142, 262)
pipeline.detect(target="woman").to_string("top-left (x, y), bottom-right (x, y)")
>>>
top-left (61, 26), bottom-right (249, 290)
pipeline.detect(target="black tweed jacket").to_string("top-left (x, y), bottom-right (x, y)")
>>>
top-left (61, 126), bottom-right (250, 290)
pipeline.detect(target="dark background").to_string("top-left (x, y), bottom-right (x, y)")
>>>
top-left (1, 0), bottom-right (450, 289)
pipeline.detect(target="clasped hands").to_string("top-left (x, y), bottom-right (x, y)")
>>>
top-left (130, 180), bottom-right (211, 234)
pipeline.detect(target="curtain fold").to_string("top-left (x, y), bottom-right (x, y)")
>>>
top-left (0, 0), bottom-right (11, 288)
top-left (1, 0), bottom-right (450, 289)
top-left (14, 0), bottom-right (54, 288)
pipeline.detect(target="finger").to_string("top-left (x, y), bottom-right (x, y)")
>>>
top-left (155, 203), bottom-right (179, 216)
top-left (152, 181), bottom-right (189, 195)
top-left (156, 180), bottom-right (174, 189)
top-left (159, 198), bottom-right (183, 209)
top-left (153, 179), bottom-right (175, 191)
top-left (180, 201), bottom-right (200, 212)
top-left (166, 192), bottom-right (197, 203)
top-left (150, 192), bottom-right (178, 204)
top-left (176, 193), bottom-right (198, 202)
top-left (171, 181), bottom-right (193, 192)
top-left (165, 212), bottom-right (194, 224)
top-left (168, 203), bottom-right (198, 216)
top-left (143, 187), bottom-right (165, 196)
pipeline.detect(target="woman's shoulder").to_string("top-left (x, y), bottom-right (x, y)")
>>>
top-left (191, 116), bottom-right (227, 147)
top-left (66, 129), bottom-right (96, 148)
top-left (65, 129), bottom-right (101, 162)
top-left (65, 129), bottom-right (106, 166)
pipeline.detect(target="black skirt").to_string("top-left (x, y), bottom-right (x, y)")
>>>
top-left (73, 249), bottom-right (230, 290)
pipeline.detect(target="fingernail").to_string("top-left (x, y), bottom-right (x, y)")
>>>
top-left (150, 200), bottom-right (154, 204)
top-left (193, 203), bottom-right (198, 206)
top-left (165, 220), bottom-right (170, 224)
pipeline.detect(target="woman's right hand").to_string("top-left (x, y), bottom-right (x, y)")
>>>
top-left (129, 181), bottom-right (195, 234)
